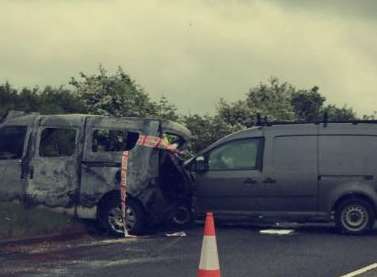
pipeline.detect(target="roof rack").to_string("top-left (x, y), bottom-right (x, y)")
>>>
top-left (255, 112), bottom-right (377, 127)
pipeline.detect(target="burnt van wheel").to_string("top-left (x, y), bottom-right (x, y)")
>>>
top-left (336, 198), bottom-right (374, 235)
top-left (171, 204), bottom-right (193, 227)
top-left (99, 197), bottom-right (145, 236)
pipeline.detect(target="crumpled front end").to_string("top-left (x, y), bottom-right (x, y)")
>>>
top-left (125, 124), bottom-right (193, 226)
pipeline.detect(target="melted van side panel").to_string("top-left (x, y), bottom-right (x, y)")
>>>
top-left (25, 115), bottom-right (85, 208)
top-left (80, 117), bottom-right (161, 210)
top-left (0, 114), bottom-right (37, 202)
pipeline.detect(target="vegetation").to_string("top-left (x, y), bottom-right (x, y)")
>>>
top-left (0, 202), bottom-right (83, 239)
top-left (0, 68), bottom-right (364, 152)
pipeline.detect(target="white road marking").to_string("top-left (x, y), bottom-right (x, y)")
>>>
top-left (259, 229), bottom-right (295, 235)
top-left (340, 263), bottom-right (377, 277)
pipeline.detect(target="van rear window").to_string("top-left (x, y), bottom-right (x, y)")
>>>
top-left (0, 126), bottom-right (27, 160)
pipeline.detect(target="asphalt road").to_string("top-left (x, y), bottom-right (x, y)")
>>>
top-left (2, 224), bottom-right (377, 277)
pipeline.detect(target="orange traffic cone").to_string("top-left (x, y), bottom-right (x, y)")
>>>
top-left (198, 212), bottom-right (221, 277)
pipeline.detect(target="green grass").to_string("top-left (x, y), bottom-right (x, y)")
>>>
top-left (0, 202), bottom-right (84, 240)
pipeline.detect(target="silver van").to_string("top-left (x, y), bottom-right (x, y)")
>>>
top-left (188, 121), bottom-right (377, 234)
top-left (0, 111), bottom-right (192, 235)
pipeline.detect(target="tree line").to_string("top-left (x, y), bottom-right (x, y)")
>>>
top-left (0, 66), bottom-right (370, 153)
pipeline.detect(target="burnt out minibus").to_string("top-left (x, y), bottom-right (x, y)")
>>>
top-left (0, 111), bottom-right (192, 235)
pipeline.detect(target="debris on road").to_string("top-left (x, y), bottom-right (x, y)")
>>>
top-left (165, 231), bottom-right (187, 237)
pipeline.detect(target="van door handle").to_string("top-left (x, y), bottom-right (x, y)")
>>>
top-left (263, 177), bottom-right (276, 184)
top-left (244, 178), bottom-right (257, 184)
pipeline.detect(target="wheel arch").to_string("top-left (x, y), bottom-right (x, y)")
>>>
top-left (332, 193), bottom-right (376, 216)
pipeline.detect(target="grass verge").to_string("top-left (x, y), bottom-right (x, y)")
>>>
top-left (0, 202), bottom-right (86, 240)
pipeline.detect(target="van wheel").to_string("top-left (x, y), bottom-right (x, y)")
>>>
top-left (335, 198), bottom-right (374, 235)
top-left (171, 204), bottom-right (193, 227)
top-left (99, 197), bottom-right (145, 236)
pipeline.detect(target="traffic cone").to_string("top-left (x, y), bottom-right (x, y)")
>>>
top-left (198, 212), bottom-right (221, 277)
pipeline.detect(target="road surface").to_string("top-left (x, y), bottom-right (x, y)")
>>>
top-left (2, 224), bottom-right (377, 277)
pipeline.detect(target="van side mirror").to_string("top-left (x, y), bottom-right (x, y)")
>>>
top-left (193, 156), bottom-right (209, 172)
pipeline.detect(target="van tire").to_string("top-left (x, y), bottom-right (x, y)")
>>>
top-left (335, 198), bottom-right (374, 235)
top-left (99, 196), bottom-right (146, 236)
top-left (170, 203), bottom-right (193, 227)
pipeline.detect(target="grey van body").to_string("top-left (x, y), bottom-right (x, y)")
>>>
top-left (0, 111), bottom-right (192, 227)
top-left (189, 122), bottom-right (377, 230)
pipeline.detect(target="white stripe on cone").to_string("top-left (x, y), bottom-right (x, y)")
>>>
top-left (199, 236), bottom-right (220, 270)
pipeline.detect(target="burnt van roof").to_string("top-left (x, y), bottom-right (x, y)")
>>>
top-left (1, 111), bottom-right (192, 140)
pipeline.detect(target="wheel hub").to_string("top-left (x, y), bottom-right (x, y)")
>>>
top-left (342, 205), bottom-right (368, 230)
top-left (173, 206), bottom-right (191, 225)
top-left (108, 206), bottom-right (136, 234)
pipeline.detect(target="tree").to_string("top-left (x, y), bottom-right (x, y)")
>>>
top-left (291, 86), bottom-right (325, 121)
top-left (362, 112), bottom-right (377, 120)
top-left (152, 96), bottom-right (180, 121)
top-left (37, 86), bottom-right (87, 114)
top-left (182, 114), bottom-right (242, 152)
top-left (70, 66), bottom-right (156, 117)
top-left (245, 77), bottom-right (296, 121)
top-left (0, 82), bottom-right (86, 118)
top-left (218, 78), bottom-right (296, 128)
top-left (322, 105), bottom-right (356, 121)
top-left (0, 82), bottom-right (21, 118)
top-left (218, 77), bottom-right (357, 128)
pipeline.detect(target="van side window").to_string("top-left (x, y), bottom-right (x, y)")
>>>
top-left (207, 138), bottom-right (263, 170)
top-left (39, 128), bottom-right (77, 157)
top-left (92, 129), bottom-right (127, 152)
top-left (0, 126), bottom-right (27, 160)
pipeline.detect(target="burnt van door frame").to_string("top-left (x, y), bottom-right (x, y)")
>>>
top-left (82, 117), bottom-right (146, 163)
top-left (0, 125), bottom-right (31, 202)
top-left (80, 117), bottom-right (144, 210)
top-left (26, 120), bottom-right (82, 209)
top-left (261, 125), bottom-right (319, 213)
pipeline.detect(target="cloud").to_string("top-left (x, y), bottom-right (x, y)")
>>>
top-left (270, 0), bottom-right (377, 20)
top-left (0, 0), bottom-right (376, 115)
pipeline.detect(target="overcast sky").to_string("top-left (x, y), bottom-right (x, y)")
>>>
top-left (1, 0), bottom-right (377, 115)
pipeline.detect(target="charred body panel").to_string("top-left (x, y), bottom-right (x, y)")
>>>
top-left (0, 113), bottom-right (37, 203)
top-left (0, 111), bottom-right (192, 227)
top-left (25, 115), bottom-right (85, 208)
